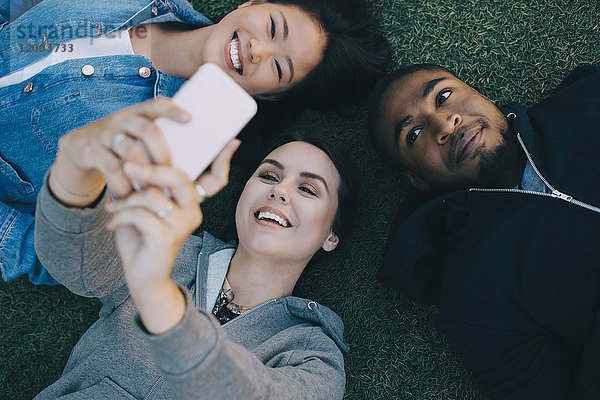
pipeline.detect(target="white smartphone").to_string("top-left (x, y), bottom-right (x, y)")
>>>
top-left (154, 63), bottom-right (257, 181)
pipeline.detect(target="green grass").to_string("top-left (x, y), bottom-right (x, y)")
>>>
top-left (1, 0), bottom-right (599, 399)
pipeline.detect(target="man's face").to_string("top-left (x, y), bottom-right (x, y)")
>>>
top-left (377, 69), bottom-right (516, 191)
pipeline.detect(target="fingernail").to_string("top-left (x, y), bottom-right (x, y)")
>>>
top-left (177, 111), bottom-right (190, 123)
top-left (131, 178), bottom-right (142, 191)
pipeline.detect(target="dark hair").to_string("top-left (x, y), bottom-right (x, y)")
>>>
top-left (266, 132), bottom-right (359, 243)
top-left (266, 0), bottom-right (391, 108)
top-left (368, 63), bottom-right (455, 169)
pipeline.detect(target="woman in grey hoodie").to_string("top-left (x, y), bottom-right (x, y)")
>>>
top-left (33, 97), bottom-right (357, 399)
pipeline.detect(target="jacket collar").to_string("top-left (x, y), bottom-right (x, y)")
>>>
top-left (195, 232), bottom-right (350, 353)
top-left (283, 296), bottom-right (350, 352)
top-left (498, 102), bottom-right (548, 179)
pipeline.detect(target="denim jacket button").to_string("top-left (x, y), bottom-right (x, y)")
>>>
top-left (138, 66), bottom-right (151, 78)
top-left (81, 65), bottom-right (95, 76)
top-left (23, 82), bottom-right (33, 93)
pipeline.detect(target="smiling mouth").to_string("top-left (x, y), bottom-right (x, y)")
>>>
top-left (457, 127), bottom-right (483, 164)
top-left (254, 210), bottom-right (292, 228)
top-left (229, 32), bottom-right (243, 75)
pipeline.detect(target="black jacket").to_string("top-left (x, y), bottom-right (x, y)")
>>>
top-left (379, 65), bottom-right (600, 400)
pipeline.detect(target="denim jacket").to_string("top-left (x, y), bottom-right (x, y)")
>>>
top-left (0, 0), bottom-right (211, 284)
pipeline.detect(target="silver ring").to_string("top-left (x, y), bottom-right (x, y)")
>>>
top-left (110, 133), bottom-right (127, 152)
top-left (194, 183), bottom-right (206, 201)
top-left (157, 201), bottom-right (174, 218)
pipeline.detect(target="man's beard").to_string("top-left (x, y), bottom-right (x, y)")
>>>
top-left (470, 124), bottom-right (523, 188)
top-left (442, 115), bottom-right (523, 189)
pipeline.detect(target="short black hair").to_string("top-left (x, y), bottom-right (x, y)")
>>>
top-left (267, 0), bottom-right (391, 109)
top-left (367, 63), bottom-right (455, 169)
top-left (267, 132), bottom-right (359, 243)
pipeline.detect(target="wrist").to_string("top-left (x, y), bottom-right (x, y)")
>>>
top-left (49, 160), bottom-right (105, 207)
top-left (127, 275), bottom-right (172, 298)
top-left (130, 279), bottom-right (186, 335)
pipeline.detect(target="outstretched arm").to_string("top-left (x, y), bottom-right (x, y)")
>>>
top-left (104, 140), bottom-right (239, 334)
top-left (35, 97), bottom-right (190, 300)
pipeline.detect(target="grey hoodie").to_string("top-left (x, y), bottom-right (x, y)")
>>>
top-left (33, 178), bottom-right (349, 399)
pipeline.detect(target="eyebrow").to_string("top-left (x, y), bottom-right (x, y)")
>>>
top-left (421, 77), bottom-right (446, 99)
top-left (300, 172), bottom-right (329, 192)
top-left (286, 57), bottom-right (294, 83)
top-left (261, 159), bottom-right (284, 169)
top-left (393, 77), bottom-right (448, 144)
top-left (394, 114), bottom-right (413, 145)
top-left (279, 12), bottom-right (294, 83)
top-left (280, 12), bottom-right (289, 39)
top-left (260, 159), bottom-right (329, 192)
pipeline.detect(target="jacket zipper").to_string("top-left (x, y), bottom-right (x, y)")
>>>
top-left (470, 132), bottom-right (600, 214)
top-left (144, 376), bottom-right (163, 399)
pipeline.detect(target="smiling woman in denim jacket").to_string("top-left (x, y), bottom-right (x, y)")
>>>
top-left (0, 0), bottom-right (389, 285)
top-left (33, 97), bottom-right (357, 398)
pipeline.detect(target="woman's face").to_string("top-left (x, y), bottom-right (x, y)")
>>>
top-left (235, 141), bottom-right (340, 264)
top-left (201, 0), bottom-right (326, 96)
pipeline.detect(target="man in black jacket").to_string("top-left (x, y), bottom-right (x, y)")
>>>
top-left (368, 64), bottom-right (600, 400)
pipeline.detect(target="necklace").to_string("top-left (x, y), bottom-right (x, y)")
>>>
top-left (211, 278), bottom-right (249, 325)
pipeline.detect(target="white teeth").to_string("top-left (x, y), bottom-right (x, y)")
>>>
top-left (257, 211), bottom-right (289, 227)
top-left (229, 37), bottom-right (241, 70)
